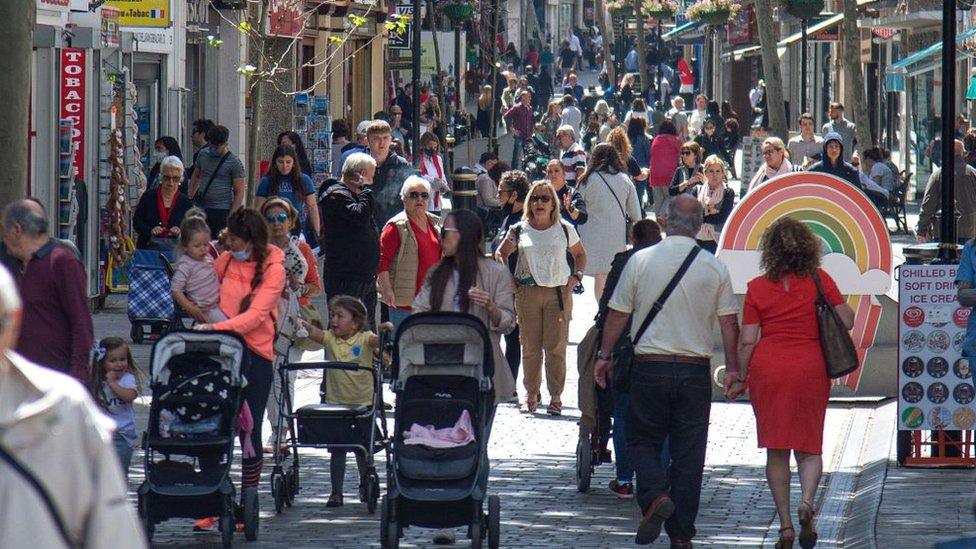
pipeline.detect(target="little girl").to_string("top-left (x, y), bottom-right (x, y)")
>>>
top-left (90, 337), bottom-right (141, 478)
top-left (301, 295), bottom-right (392, 507)
top-left (171, 210), bottom-right (227, 323)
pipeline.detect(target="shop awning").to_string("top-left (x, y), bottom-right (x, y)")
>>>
top-left (662, 20), bottom-right (702, 41)
top-left (723, 44), bottom-right (761, 60)
top-left (887, 27), bottom-right (976, 76)
top-left (777, 13), bottom-right (844, 47)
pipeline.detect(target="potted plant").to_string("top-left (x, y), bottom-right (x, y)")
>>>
top-left (780, 0), bottom-right (824, 19)
top-left (607, 0), bottom-right (634, 17)
top-left (441, 0), bottom-right (476, 21)
top-left (686, 0), bottom-right (741, 26)
top-left (641, 0), bottom-right (678, 19)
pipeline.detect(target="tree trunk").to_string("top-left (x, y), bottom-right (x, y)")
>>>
top-left (841, 0), bottom-right (873, 151)
top-left (595, 0), bottom-right (615, 87)
top-left (428, 0), bottom-right (449, 124)
top-left (245, 1), bottom-right (271, 206)
top-left (753, 0), bottom-right (788, 139)
top-left (632, 2), bottom-right (649, 99)
top-left (0, 0), bottom-right (33, 210)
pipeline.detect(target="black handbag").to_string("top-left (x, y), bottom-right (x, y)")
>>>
top-left (613, 246), bottom-right (701, 391)
top-left (812, 271), bottom-right (859, 379)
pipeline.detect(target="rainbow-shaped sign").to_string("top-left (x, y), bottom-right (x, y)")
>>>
top-left (718, 172), bottom-right (893, 391)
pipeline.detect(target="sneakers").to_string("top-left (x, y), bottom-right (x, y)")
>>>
top-left (635, 495), bottom-right (675, 545)
top-left (608, 480), bottom-right (634, 499)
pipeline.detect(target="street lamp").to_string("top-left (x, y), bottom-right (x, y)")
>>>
top-left (938, 0), bottom-right (959, 261)
top-left (782, 0), bottom-right (825, 115)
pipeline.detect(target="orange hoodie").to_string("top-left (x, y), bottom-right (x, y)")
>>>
top-left (213, 245), bottom-right (286, 360)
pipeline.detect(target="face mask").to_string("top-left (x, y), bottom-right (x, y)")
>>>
top-left (231, 249), bottom-right (250, 262)
top-left (423, 147), bottom-right (436, 156)
top-left (152, 150), bottom-right (167, 163)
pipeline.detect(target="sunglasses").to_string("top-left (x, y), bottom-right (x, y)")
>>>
top-left (529, 195), bottom-right (552, 203)
top-left (762, 149), bottom-right (780, 156)
top-left (265, 213), bottom-right (289, 224)
top-left (440, 226), bottom-right (460, 237)
top-left (160, 174), bottom-right (182, 182)
top-left (705, 168), bottom-right (724, 174)
top-left (407, 191), bottom-right (430, 200)
top-left (680, 151), bottom-right (694, 156)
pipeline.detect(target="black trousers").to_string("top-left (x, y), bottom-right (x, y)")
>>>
top-left (504, 325), bottom-right (521, 388)
top-left (205, 208), bottom-right (230, 239)
top-left (628, 360), bottom-right (711, 542)
top-left (324, 273), bottom-right (378, 330)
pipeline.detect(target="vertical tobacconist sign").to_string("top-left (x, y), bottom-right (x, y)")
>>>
top-left (60, 48), bottom-right (86, 174)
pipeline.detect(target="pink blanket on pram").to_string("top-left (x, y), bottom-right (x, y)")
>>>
top-left (403, 409), bottom-right (475, 448)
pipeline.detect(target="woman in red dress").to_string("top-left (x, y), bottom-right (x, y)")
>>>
top-left (731, 218), bottom-right (854, 549)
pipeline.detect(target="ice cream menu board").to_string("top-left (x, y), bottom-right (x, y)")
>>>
top-left (898, 265), bottom-right (976, 431)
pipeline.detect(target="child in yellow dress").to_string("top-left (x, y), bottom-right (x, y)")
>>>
top-left (302, 295), bottom-right (392, 507)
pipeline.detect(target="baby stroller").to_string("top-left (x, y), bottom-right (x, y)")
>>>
top-left (270, 347), bottom-right (390, 514)
top-left (137, 331), bottom-right (256, 547)
top-left (127, 248), bottom-right (180, 343)
top-left (381, 312), bottom-right (501, 549)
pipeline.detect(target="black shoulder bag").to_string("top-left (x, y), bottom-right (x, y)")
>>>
top-left (0, 443), bottom-right (78, 548)
top-left (613, 246), bottom-right (701, 391)
top-left (192, 151), bottom-right (231, 208)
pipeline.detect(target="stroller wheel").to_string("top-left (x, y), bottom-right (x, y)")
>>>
top-left (380, 495), bottom-right (399, 548)
top-left (288, 467), bottom-right (300, 498)
top-left (219, 510), bottom-right (234, 548)
top-left (487, 495), bottom-right (500, 549)
top-left (469, 500), bottom-right (483, 548)
top-left (243, 486), bottom-right (259, 541)
top-left (273, 474), bottom-right (285, 514)
top-left (365, 471), bottom-right (380, 514)
top-left (283, 469), bottom-right (295, 507)
top-left (576, 435), bottom-right (593, 493)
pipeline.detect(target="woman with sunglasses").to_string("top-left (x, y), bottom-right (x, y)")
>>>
top-left (378, 175), bottom-right (443, 327)
top-left (696, 155), bottom-right (736, 254)
top-left (495, 181), bottom-right (587, 415)
top-left (668, 141), bottom-right (705, 198)
top-left (747, 137), bottom-right (794, 195)
top-left (544, 158), bottom-right (587, 225)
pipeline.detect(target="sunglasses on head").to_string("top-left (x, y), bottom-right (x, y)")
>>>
top-left (529, 195), bottom-right (552, 203)
top-left (407, 191), bottom-right (430, 200)
top-left (440, 226), bottom-right (460, 237)
top-left (265, 213), bottom-right (289, 224)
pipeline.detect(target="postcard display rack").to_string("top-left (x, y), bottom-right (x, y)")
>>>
top-left (58, 119), bottom-right (80, 242)
top-left (293, 94), bottom-right (332, 185)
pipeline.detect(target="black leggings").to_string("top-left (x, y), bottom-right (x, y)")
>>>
top-left (330, 449), bottom-right (367, 494)
top-left (241, 350), bottom-right (273, 488)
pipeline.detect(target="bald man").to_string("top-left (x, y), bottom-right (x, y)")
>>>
top-left (0, 199), bottom-right (93, 382)
top-left (916, 139), bottom-right (976, 244)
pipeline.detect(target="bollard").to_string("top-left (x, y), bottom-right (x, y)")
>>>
top-left (451, 168), bottom-right (478, 214)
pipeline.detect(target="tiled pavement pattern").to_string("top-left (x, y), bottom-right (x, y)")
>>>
top-left (91, 221), bottom-right (976, 548)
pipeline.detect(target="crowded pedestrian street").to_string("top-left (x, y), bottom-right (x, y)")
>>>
top-left (8, 0), bottom-right (976, 548)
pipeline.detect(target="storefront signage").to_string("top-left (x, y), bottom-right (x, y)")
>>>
top-left (726, 3), bottom-right (755, 47)
top-left (897, 265), bottom-right (975, 431)
top-left (37, 0), bottom-right (70, 11)
top-left (101, 6), bottom-right (121, 48)
top-left (131, 27), bottom-right (174, 53)
top-left (105, 0), bottom-right (172, 28)
top-left (390, 0), bottom-right (413, 50)
top-left (268, 0), bottom-right (305, 38)
top-left (718, 171), bottom-right (893, 395)
top-left (187, 0), bottom-right (212, 29)
top-left (60, 48), bottom-right (87, 175)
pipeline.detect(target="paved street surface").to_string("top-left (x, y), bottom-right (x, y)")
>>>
top-left (95, 232), bottom-right (976, 547)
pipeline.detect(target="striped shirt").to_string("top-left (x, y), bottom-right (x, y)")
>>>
top-left (561, 143), bottom-right (587, 184)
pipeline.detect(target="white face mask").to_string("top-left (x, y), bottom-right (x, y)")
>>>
top-left (152, 150), bottom-right (167, 163)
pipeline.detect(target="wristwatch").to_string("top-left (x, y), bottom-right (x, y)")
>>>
top-left (596, 350), bottom-right (612, 361)
top-left (573, 271), bottom-right (584, 282)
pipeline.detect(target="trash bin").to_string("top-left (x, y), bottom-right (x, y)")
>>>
top-left (451, 168), bottom-right (478, 214)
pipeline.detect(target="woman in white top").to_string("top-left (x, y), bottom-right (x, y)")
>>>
top-left (688, 94), bottom-right (709, 137)
top-left (747, 137), bottom-right (794, 195)
top-left (496, 181), bottom-right (587, 416)
top-left (577, 142), bottom-right (642, 300)
top-left (417, 131), bottom-right (451, 214)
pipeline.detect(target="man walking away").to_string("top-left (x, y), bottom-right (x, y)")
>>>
top-left (188, 124), bottom-right (246, 236)
top-left (1, 200), bottom-right (93, 383)
top-left (594, 195), bottom-right (741, 547)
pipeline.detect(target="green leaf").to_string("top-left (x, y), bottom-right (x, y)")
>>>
top-left (329, 35), bottom-right (343, 44)
top-left (348, 14), bottom-right (367, 27)
top-left (237, 21), bottom-right (252, 33)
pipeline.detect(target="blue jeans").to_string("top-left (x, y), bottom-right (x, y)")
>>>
top-left (511, 136), bottom-right (525, 169)
top-left (627, 360), bottom-right (711, 542)
top-left (611, 389), bottom-right (633, 483)
top-left (113, 432), bottom-right (134, 479)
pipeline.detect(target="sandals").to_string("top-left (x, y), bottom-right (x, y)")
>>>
top-left (521, 397), bottom-right (538, 413)
top-left (775, 526), bottom-right (795, 549)
top-left (546, 401), bottom-right (562, 416)
top-left (798, 501), bottom-right (818, 548)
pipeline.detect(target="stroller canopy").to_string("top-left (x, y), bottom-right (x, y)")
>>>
top-left (149, 331), bottom-right (248, 387)
top-left (392, 312), bottom-right (494, 383)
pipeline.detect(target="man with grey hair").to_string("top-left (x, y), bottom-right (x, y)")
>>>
top-left (557, 124), bottom-right (587, 185)
top-left (594, 195), bottom-right (741, 546)
top-left (0, 264), bottom-right (146, 548)
top-left (320, 152), bottom-right (381, 327)
top-left (0, 199), bottom-right (92, 383)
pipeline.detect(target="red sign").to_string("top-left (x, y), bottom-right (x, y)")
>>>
top-left (268, 0), bottom-right (305, 38)
top-left (60, 48), bottom-right (86, 175)
top-left (727, 3), bottom-right (756, 47)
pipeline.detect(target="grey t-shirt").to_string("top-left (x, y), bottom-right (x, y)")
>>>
top-left (194, 148), bottom-right (245, 209)
top-left (822, 118), bottom-right (856, 160)
top-left (788, 135), bottom-right (823, 164)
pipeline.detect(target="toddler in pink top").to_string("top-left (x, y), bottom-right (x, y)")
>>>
top-left (171, 211), bottom-right (227, 323)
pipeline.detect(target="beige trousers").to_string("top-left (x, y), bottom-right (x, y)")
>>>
top-left (515, 284), bottom-right (572, 403)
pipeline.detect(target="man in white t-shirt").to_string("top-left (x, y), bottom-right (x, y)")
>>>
top-left (787, 113), bottom-right (824, 168)
top-left (667, 96), bottom-right (689, 140)
top-left (594, 195), bottom-right (741, 547)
